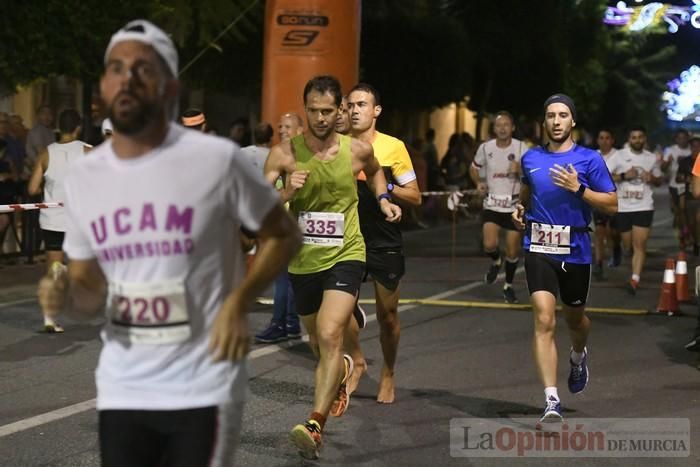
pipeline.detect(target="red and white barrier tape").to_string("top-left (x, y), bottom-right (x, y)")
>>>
top-left (0, 202), bottom-right (63, 214)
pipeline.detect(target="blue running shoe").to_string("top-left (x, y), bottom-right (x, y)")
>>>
top-left (568, 347), bottom-right (589, 394)
top-left (538, 396), bottom-right (563, 424)
top-left (285, 323), bottom-right (302, 339)
top-left (255, 322), bottom-right (287, 344)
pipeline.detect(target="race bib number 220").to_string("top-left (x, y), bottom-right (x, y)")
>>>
top-left (108, 279), bottom-right (191, 345)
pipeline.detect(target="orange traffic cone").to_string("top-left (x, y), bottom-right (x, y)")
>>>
top-left (657, 258), bottom-right (679, 316)
top-left (675, 252), bottom-right (691, 303)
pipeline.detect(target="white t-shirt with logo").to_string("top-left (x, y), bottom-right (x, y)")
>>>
top-left (607, 148), bottom-right (661, 212)
top-left (63, 124), bottom-right (280, 411)
top-left (473, 138), bottom-right (526, 213)
top-left (664, 144), bottom-right (692, 192)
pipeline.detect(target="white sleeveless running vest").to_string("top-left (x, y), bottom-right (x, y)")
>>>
top-left (40, 140), bottom-right (88, 232)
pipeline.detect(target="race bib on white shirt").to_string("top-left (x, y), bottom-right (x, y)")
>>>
top-left (529, 223), bottom-right (571, 255)
top-left (487, 194), bottom-right (513, 209)
top-left (298, 211), bottom-right (344, 246)
top-left (621, 185), bottom-right (644, 201)
top-left (108, 279), bottom-right (191, 345)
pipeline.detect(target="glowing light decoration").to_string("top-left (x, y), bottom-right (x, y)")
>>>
top-left (662, 66), bottom-right (700, 122)
top-left (604, 1), bottom-right (700, 33)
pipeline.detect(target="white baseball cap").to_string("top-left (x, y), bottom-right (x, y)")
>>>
top-left (104, 20), bottom-right (178, 77)
top-left (101, 118), bottom-right (113, 135)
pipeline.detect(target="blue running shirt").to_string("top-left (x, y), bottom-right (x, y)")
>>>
top-left (521, 144), bottom-right (616, 264)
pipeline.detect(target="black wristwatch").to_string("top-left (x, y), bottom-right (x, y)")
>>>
top-left (387, 183), bottom-right (395, 192)
top-left (575, 184), bottom-right (586, 198)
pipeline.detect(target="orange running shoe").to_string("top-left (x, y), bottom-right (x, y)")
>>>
top-left (330, 354), bottom-right (354, 417)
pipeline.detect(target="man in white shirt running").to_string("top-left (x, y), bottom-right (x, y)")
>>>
top-left (38, 19), bottom-right (301, 467)
top-left (28, 108), bottom-right (91, 333)
top-left (470, 111), bottom-right (526, 303)
top-left (661, 128), bottom-right (692, 251)
top-left (607, 125), bottom-right (663, 294)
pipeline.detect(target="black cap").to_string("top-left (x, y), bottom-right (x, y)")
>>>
top-left (543, 93), bottom-right (577, 122)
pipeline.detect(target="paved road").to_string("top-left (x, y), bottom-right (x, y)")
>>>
top-left (1, 188), bottom-right (699, 466)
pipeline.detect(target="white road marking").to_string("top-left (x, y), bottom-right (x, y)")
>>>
top-left (0, 270), bottom-right (516, 438)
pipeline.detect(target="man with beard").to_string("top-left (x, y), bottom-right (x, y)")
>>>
top-left (264, 75), bottom-right (401, 460)
top-left (344, 83), bottom-right (421, 403)
top-left (37, 20), bottom-right (300, 467)
top-left (607, 126), bottom-right (663, 295)
top-left (470, 111), bottom-right (525, 303)
top-left (513, 94), bottom-right (617, 425)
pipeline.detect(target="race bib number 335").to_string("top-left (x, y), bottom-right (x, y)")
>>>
top-left (298, 211), bottom-right (344, 247)
top-left (529, 223), bottom-right (571, 255)
top-left (108, 279), bottom-right (191, 345)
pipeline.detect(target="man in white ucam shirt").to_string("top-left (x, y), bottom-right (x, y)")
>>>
top-left (37, 19), bottom-right (301, 467)
top-left (28, 108), bottom-right (91, 333)
top-left (607, 125), bottom-right (663, 295)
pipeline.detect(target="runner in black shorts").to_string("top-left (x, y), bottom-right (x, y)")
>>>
top-left (290, 261), bottom-right (365, 317)
top-left (470, 111), bottom-right (526, 303)
top-left (513, 94), bottom-right (617, 425)
top-left (607, 125), bottom-right (664, 295)
top-left (346, 83), bottom-right (422, 403)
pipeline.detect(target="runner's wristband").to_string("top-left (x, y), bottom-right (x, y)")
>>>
top-left (377, 193), bottom-right (392, 202)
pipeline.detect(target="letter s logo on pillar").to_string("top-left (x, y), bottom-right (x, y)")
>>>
top-left (282, 30), bottom-right (320, 46)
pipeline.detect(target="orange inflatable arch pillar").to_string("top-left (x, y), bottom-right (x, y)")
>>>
top-left (261, 0), bottom-right (361, 136)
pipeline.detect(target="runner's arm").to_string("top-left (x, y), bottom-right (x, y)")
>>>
top-left (354, 139), bottom-right (402, 222)
top-left (356, 140), bottom-right (390, 197)
top-left (469, 164), bottom-right (483, 189)
top-left (389, 143), bottom-right (421, 206)
top-left (391, 180), bottom-right (421, 206)
top-left (580, 189), bottom-right (617, 215)
top-left (518, 183), bottom-right (531, 210)
top-left (512, 184), bottom-right (530, 230)
top-left (263, 143), bottom-right (301, 203)
top-left (694, 174), bottom-right (700, 198)
top-left (27, 149), bottom-right (48, 195)
top-left (37, 259), bottom-right (108, 321)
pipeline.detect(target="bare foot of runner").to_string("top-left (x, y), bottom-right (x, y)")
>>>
top-left (376, 366), bottom-right (395, 403)
top-left (346, 359), bottom-right (367, 396)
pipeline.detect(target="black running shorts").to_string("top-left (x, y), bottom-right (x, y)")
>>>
top-left (482, 209), bottom-right (518, 231)
top-left (41, 229), bottom-right (65, 252)
top-left (289, 261), bottom-right (364, 316)
top-left (592, 211), bottom-right (617, 228)
top-left (524, 252), bottom-right (591, 307)
top-left (99, 402), bottom-right (244, 467)
top-left (364, 249), bottom-right (405, 291)
top-left (615, 210), bottom-right (654, 232)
